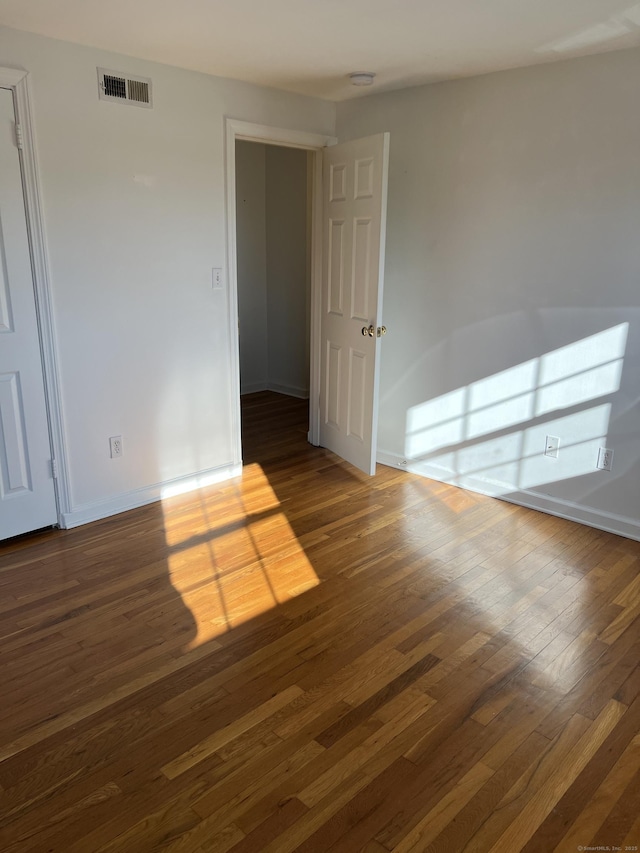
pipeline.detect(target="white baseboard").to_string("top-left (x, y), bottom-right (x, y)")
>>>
top-left (241, 381), bottom-right (268, 395)
top-left (267, 382), bottom-right (309, 400)
top-left (377, 450), bottom-right (640, 543)
top-left (61, 462), bottom-right (242, 529)
top-left (240, 381), bottom-right (309, 399)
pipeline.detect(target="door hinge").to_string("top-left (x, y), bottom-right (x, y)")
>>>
top-left (15, 123), bottom-right (24, 151)
top-left (50, 459), bottom-right (58, 479)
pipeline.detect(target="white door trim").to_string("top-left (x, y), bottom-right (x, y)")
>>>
top-left (0, 67), bottom-right (70, 526)
top-left (224, 118), bottom-right (337, 460)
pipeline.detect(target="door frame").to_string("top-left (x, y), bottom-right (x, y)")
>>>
top-left (0, 67), bottom-right (70, 526)
top-left (224, 118), bottom-right (337, 464)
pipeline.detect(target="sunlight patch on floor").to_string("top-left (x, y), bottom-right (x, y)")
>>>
top-left (161, 462), bottom-right (319, 649)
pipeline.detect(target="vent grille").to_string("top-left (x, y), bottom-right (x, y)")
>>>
top-left (98, 68), bottom-right (152, 108)
top-left (127, 79), bottom-right (149, 103)
top-left (103, 74), bottom-right (127, 99)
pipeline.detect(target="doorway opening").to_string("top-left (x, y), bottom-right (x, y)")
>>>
top-left (225, 119), bottom-right (335, 470)
top-left (225, 120), bottom-right (388, 477)
top-left (235, 139), bottom-right (313, 461)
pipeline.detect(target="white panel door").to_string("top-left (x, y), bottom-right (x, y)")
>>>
top-left (319, 133), bottom-right (389, 475)
top-left (0, 87), bottom-right (56, 539)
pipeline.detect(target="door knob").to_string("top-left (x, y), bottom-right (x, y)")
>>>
top-left (361, 325), bottom-right (386, 337)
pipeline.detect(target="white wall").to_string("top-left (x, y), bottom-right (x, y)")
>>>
top-left (236, 141), bottom-right (268, 394)
top-left (265, 145), bottom-right (310, 398)
top-left (0, 25), bottom-right (334, 525)
top-left (236, 141), bottom-right (310, 399)
top-left (337, 46), bottom-right (640, 540)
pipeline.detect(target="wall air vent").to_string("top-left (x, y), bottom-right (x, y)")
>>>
top-left (97, 68), bottom-right (153, 108)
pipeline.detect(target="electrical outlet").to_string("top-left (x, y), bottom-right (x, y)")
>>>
top-left (544, 435), bottom-right (560, 458)
top-left (597, 447), bottom-right (613, 471)
top-left (109, 435), bottom-right (123, 458)
top-left (212, 267), bottom-right (223, 290)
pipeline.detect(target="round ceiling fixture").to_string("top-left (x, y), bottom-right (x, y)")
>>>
top-left (349, 72), bottom-right (376, 86)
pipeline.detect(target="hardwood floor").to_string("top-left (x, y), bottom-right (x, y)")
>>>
top-left (1, 390), bottom-right (639, 852)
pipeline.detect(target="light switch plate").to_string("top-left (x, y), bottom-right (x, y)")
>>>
top-left (544, 435), bottom-right (560, 459)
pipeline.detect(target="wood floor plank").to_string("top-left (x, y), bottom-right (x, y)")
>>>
top-left (548, 732), bottom-right (640, 853)
top-left (420, 730), bottom-right (551, 852)
top-left (161, 685), bottom-right (301, 780)
top-left (456, 713), bottom-right (595, 852)
top-left (487, 700), bottom-right (627, 852)
top-left (521, 693), bottom-right (640, 852)
top-left (391, 761), bottom-right (495, 852)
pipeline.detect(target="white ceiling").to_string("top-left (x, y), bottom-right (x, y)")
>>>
top-left (1, 0), bottom-right (640, 101)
